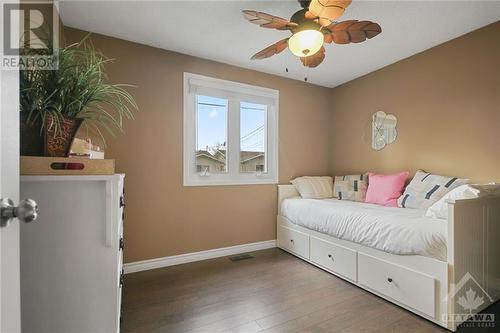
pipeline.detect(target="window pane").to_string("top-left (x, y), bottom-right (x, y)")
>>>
top-left (196, 95), bottom-right (228, 174)
top-left (240, 102), bottom-right (267, 173)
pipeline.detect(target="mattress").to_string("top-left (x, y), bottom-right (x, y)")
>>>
top-left (281, 198), bottom-right (447, 261)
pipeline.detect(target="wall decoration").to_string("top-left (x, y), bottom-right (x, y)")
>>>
top-left (372, 111), bottom-right (397, 150)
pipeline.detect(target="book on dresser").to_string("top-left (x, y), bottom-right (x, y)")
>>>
top-left (20, 174), bottom-right (125, 333)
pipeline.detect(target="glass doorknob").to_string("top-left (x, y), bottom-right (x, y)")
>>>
top-left (0, 198), bottom-right (38, 227)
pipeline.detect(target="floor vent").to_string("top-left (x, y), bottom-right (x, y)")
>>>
top-left (229, 253), bottom-right (254, 262)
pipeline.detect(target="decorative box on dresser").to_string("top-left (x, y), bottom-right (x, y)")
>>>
top-left (20, 174), bottom-right (125, 333)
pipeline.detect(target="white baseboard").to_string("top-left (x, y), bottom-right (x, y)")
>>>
top-left (123, 240), bottom-right (277, 274)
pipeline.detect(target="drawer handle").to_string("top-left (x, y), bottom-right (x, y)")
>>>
top-left (290, 239), bottom-right (294, 243)
top-left (387, 277), bottom-right (393, 283)
top-left (328, 254), bottom-right (334, 262)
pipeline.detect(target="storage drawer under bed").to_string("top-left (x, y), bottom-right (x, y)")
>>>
top-left (310, 236), bottom-right (357, 281)
top-left (277, 224), bottom-right (310, 259)
top-left (358, 253), bottom-right (436, 318)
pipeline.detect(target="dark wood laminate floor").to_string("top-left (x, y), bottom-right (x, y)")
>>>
top-left (122, 248), bottom-right (499, 333)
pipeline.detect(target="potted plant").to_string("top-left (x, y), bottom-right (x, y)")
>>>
top-left (20, 35), bottom-right (138, 157)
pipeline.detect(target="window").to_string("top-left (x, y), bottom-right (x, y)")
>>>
top-left (184, 73), bottom-right (278, 186)
top-left (240, 102), bottom-right (267, 173)
top-left (196, 95), bottom-right (228, 174)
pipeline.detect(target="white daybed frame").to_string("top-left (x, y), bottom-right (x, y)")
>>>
top-left (277, 185), bottom-right (500, 331)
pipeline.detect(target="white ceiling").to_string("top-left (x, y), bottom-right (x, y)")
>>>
top-left (59, 0), bottom-right (500, 88)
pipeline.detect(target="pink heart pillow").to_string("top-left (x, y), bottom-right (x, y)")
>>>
top-left (365, 172), bottom-right (409, 207)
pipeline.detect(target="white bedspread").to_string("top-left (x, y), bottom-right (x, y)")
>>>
top-left (281, 198), bottom-right (448, 261)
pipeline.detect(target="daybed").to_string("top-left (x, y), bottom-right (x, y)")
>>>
top-left (277, 184), bottom-right (500, 331)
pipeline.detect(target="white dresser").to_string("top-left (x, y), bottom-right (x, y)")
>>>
top-left (20, 174), bottom-right (125, 333)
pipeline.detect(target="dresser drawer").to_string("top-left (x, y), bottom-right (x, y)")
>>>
top-left (277, 225), bottom-right (309, 259)
top-left (358, 253), bottom-right (435, 317)
top-left (310, 237), bottom-right (357, 281)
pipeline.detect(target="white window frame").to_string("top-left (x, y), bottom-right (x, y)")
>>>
top-left (183, 73), bottom-right (279, 186)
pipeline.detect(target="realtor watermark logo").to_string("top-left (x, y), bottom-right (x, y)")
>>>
top-left (1, 0), bottom-right (59, 70)
top-left (443, 272), bottom-right (495, 329)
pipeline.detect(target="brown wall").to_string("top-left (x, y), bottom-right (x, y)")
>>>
top-left (65, 28), bottom-right (332, 263)
top-left (328, 22), bottom-right (500, 183)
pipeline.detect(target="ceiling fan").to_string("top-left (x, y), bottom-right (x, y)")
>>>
top-left (242, 0), bottom-right (381, 68)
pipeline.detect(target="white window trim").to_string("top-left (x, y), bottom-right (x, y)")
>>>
top-left (183, 72), bottom-right (279, 186)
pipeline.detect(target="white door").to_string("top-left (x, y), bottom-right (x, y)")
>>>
top-left (0, 64), bottom-right (21, 331)
top-left (1, 1), bottom-right (40, 330)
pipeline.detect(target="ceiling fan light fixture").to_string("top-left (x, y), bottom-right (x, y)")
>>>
top-left (288, 29), bottom-right (324, 57)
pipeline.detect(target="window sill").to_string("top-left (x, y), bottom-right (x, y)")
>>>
top-left (183, 178), bottom-right (278, 187)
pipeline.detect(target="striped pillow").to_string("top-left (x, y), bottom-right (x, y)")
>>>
top-left (397, 170), bottom-right (469, 209)
top-left (333, 174), bottom-right (369, 202)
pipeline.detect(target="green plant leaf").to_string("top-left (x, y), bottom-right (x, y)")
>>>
top-left (20, 33), bottom-right (138, 140)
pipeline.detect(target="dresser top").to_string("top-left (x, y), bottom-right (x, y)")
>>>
top-left (21, 174), bottom-right (125, 182)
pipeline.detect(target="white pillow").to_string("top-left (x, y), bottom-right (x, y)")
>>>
top-left (291, 176), bottom-right (333, 199)
top-left (425, 185), bottom-right (480, 219)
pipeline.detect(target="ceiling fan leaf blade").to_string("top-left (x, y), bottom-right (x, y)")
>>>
top-left (328, 20), bottom-right (357, 31)
top-left (258, 12), bottom-right (274, 20)
top-left (332, 30), bottom-right (351, 44)
top-left (274, 17), bottom-right (290, 24)
top-left (348, 30), bottom-right (367, 43)
top-left (365, 30), bottom-right (380, 39)
top-left (275, 40), bottom-right (289, 53)
top-left (251, 39), bottom-right (289, 60)
top-left (329, 20), bottom-right (382, 44)
top-left (242, 10), bottom-right (257, 20)
top-left (308, 0), bottom-right (323, 16)
top-left (262, 22), bottom-right (282, 29)
top-left (365, 23), bottom-right (382, 38)
top-left (321, 0), bottom-right (352, 8)
top-left (242, 10), bottom-right (296, 30)
top-left (321, 7), bottom-right (345, 19)
top-left (308, 0), bottom-right (352, 25)
top-left (348, 21), bottom-right (371, 31)
top-left (251, 18), bottom-right (270, 25)
top-left (300, 46), bottom-right (326, 68)
top-left (263, 17), bottom-right (293, 29)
